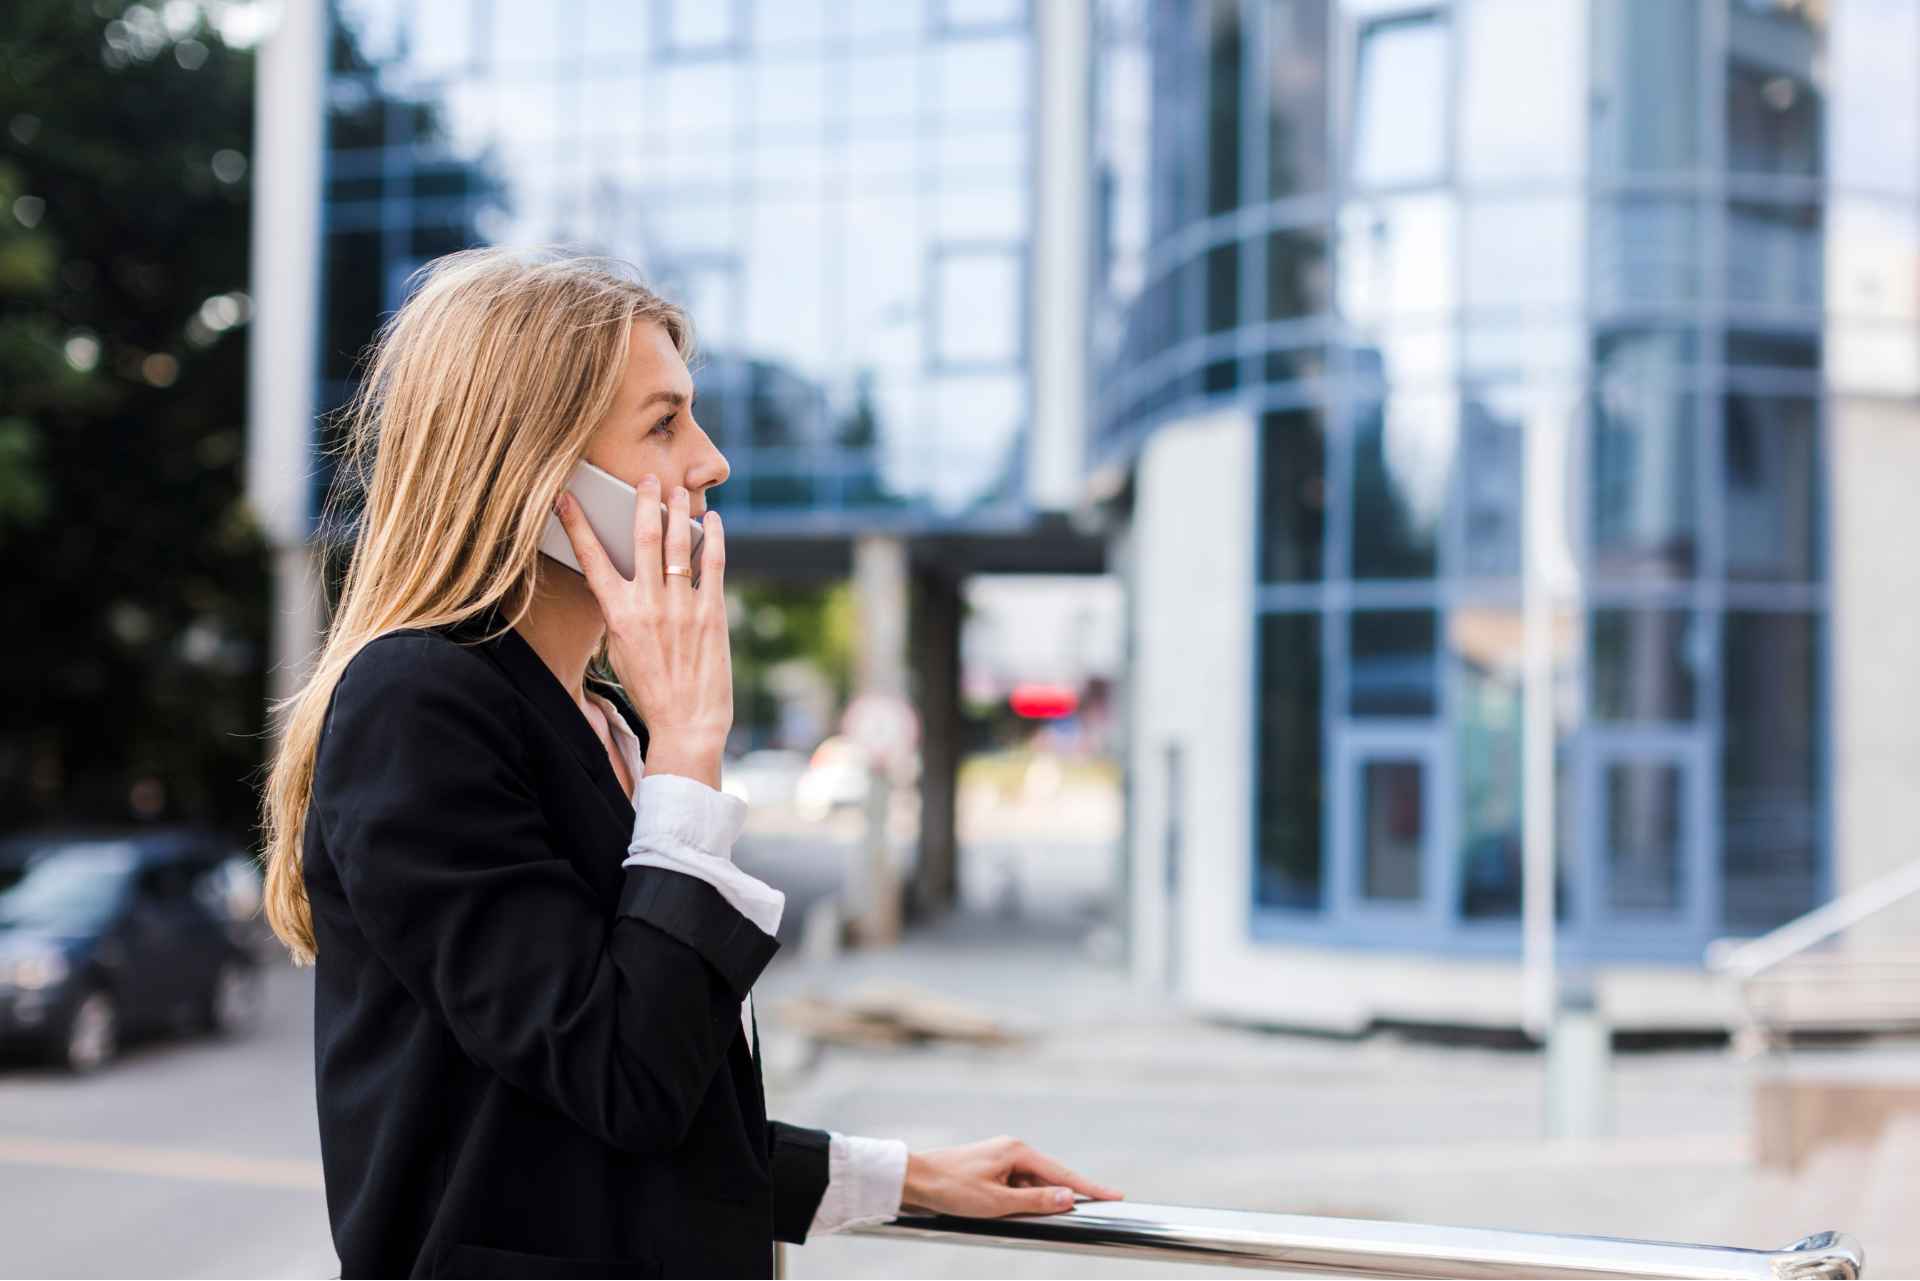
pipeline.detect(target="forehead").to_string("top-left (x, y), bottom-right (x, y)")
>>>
top-left (624, 319), bottom-right (692, 397)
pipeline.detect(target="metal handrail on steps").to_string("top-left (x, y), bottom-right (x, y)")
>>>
top-left (1707, 861), bottom-right (1920, 983)
top-left (842, 1200), bottom-right (1865, 1279)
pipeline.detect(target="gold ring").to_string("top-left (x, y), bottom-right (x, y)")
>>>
top-left (664, 565), bottom-right (694, 578)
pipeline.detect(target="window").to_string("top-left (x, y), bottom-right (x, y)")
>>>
top-left (1359, 760), bottom-right (1425, 901)
top-left (1205, 242), bottom-right (1239, 333)
top-left (1590, 0), bottom-right (1700, 174)
top-left (937, 0), bottom-right (1027, 34)
top-left (1258, 613), bottom-right (1324, 910)
top-left (1206, 0), bottom-right (1242, 215)
top-left (664, 0), bottom-right (742, 54)
top-left (1267, 0), bottom-right (1329, 198)
top-left (1591, 609), bottom-right (1699, 723)
top-left (1604, 762), bottom-right (1685, 913)
top-left (1260, 408), bottom-right (1326, 582)
top-left (408, 0), bottom-right (477, 78)
top-left (1590, 332), bottom-right (1698, 581)
top-left (754, 0), bottom-right (828, 48)
top-left (752, 60), bottom-right (829, 137)
top-left (1458, 0), bottom-right (1580, 181)
top-left (1267, 225), bottom-right (1329, 321)
top-left (1724, 395), bottom-right (1821, 583)
top-left (932, 247), bottom-right (1023, 368)
top-left (1722, 612), bottom-right (1822, 931)
top-left (1350, 390), bottom-right (1451, 580)
top-left (1725, 0), bottom-right (1824, 178)
top-left (1591, 199), bottom-right (1700, 310)
top-left (335, 0), bottom-right (404, 67)
top-left (844, 51), bottom-right (920, 128)
top-left (489, 0), bottom-right (558, 67)
top-left (936, 36), bottom-right (1028, 121)
top-left (1464, 199), bottom-right (1581, 312)
top-left (1451, 607), bottom-right (1526, 920)
top-left (1727, 201), bottom-right (1823, 312)
top-left (1348, 10), bottom-right (1447, 188)
top-left (1336, 194), bottom-right (1454, 322)
top-left (1350, 611), bottom-right (1437, 717)
top-left (1459, 389), bottom-right (1524, 577)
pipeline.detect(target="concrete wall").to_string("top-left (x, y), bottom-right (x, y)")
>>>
top-left (1829, 397), bottom-right (1920, 897)
top-left (1126, 406), bottom-right (1256, 999)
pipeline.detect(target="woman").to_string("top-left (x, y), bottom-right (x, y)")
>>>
top-left (259, 248), bottom-right (1122, 1278)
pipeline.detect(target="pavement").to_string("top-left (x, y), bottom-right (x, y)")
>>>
top-left (0, 962), bottom-right (336, 1279)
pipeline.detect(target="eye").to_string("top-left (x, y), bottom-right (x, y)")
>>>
top-left (651, 413), bottom-right (677, 438)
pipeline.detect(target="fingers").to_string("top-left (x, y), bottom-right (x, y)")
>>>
top-left (554, 492), bottom-right (622, 600)
top-left (696, 510), bottom-right (726, 614)
top-left (628, 474), bottom-right (662, 609)
top-left (662, 483), bottom-right (693, 597)
top-left (1011, 1147), bottom-right (1124, 1202)
top-left (1003, 1184), bottom-right (1078, 1216)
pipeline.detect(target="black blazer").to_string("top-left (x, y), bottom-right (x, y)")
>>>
top-left (302, 612), bottom-right (831, 1278)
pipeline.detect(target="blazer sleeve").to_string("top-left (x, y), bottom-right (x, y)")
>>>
top-left (311, 632), bottom-right (779, 1157)
top-left (768, 1121), bottom-right (832, 1243)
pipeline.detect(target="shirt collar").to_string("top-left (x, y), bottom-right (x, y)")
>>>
top-left (584, 689), bottom-right (645, 788)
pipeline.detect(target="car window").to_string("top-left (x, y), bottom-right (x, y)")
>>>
top-left (0, 846), bottom-right (135, 933)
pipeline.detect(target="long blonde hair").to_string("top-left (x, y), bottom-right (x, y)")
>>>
top-left (260, 247), bottom-right (693, 964)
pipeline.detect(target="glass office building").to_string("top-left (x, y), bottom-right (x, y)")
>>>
top-left (321, 0), bottom-right (1038, 531)
top-left (1097, 0), bottom-right (1920, 1022)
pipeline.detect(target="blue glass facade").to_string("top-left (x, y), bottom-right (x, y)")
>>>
top-left (320, 0), bottom-right (1036, 531)
top-left (1095, 0), bottom-right (1920, 961)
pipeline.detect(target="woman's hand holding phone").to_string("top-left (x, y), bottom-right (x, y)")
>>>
top-left (553, 476), bottom-right (730, 789)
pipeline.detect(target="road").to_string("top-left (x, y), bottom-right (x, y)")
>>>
top-left (0, 961), bottom-right (335, 1278)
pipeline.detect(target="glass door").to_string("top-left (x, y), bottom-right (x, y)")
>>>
top-left (1580, 731), bottom-right (1710, 947)
top-left (1333, 728), bottom-right (1446, 930)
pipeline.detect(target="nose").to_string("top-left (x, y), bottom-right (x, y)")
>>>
top-left (687, 435), bottom-right (730, 505)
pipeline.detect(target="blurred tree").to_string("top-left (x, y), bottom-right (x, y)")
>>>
top-left (728, 581), bottom-right (857, 749)
top-left (0, 1), bottom-right (267, 833)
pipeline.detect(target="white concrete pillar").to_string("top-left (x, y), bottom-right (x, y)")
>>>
top-left (848, 536), bottom-right (910, 946)
top-left (1029, 0), bottom-right (1091, 512)
top-left (248, 0), bottom-right (328, 717)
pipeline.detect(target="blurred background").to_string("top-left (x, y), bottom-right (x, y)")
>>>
top-left (2, 0), bottom-right (1919, 1276)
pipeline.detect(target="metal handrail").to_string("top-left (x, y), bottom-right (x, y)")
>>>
top-left (1706, 860), bottom-right (1920, 982)
top-left (848, 1201), bottom-right (1864, 1279)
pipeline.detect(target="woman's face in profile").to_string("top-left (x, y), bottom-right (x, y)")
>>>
top-left (582, 319), bottom-right (729, 515)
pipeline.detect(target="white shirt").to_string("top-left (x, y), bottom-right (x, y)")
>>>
top-left (590, 693), bottom-right (910, 1236)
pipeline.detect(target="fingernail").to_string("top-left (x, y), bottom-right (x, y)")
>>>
top-left (641, 474), bottom-right (659, 490)
top-left (554, 494), bottom-right (570, 515)
top-left (674, 485), bottom-right (688, 502)
top-left (1053, 1189), bottom-right (1072, 1207)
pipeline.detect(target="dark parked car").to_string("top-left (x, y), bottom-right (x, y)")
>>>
top-left (0, 830), bottom-right (264, 1072)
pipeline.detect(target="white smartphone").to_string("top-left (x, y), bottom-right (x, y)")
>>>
top-left (539, 459), bottom-right (706, 585)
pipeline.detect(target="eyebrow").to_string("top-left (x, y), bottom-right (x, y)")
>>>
top-left (638, 389), bottom-right (694, 410)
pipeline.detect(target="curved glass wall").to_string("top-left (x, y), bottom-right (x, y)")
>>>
top-left (321, 0), bottom-right (1035, 531)
top-left (1094, 0), bottom-right (1916, 959)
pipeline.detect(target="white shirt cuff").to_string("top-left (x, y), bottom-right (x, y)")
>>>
top-left (622, 772), bottom-right (785, 938)
top-left (808, 1132), bottom-right (909, 1236)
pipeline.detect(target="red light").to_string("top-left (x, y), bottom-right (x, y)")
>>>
top-left (1009, 683), bottom-right (1078, 719)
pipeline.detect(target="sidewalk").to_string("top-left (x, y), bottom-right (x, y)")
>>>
top-left (756, 903), bottom-right (1769, 1280)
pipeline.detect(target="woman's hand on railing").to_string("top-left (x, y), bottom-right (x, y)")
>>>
top-left (897, 1135), bottom-right (1123, 1220)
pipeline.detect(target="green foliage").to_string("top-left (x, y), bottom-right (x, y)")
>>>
top-left (0, 0), bottom-right (268, 832)
top-left (729, 581), bottom-right (857, 743)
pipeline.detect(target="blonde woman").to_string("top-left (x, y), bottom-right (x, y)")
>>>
top-left (259, 248), bottom-right (1121, 1278)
